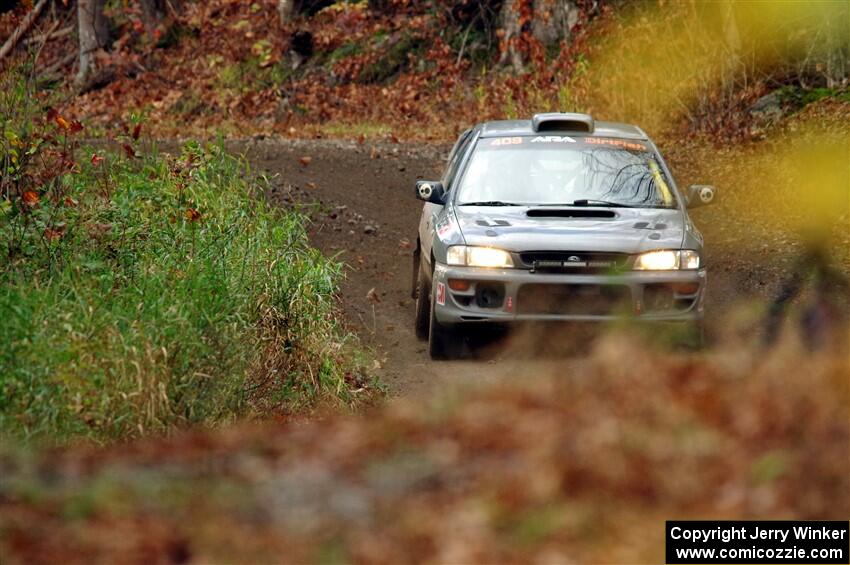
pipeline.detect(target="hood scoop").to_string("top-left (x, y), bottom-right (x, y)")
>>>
top-left (475, 219), bottom-right (511, 227)
top-left (527, 208), bottom-right (616, 219)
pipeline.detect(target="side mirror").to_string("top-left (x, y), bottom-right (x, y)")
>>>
top-left (687, 184), bottom-right (717, 208)
top-left (415, 180), bottom-right (446, 204)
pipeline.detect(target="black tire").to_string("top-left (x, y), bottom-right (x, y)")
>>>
top-left (428, 285), bottom-right (463, 360)
top-left (414, 267), bottom-right (430, 341)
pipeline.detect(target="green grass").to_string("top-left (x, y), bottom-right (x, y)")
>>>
top-left (316, 121), bottom-right (393, 138)
top-left (0, 140), bottom-right (376, 443)
top-left (777, 85), bottom-right (850, 109)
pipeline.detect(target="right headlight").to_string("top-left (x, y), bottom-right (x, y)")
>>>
top-left (633, 250), bottom-right (700, 270)
top-left (446, 246), bottom-right (514, 268)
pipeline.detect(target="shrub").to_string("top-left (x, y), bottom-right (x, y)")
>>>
top-left (0, 67), bottom-right (375, 444)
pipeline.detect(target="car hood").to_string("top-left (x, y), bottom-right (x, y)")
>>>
top-left (453, 206), bottom-right (686, 253)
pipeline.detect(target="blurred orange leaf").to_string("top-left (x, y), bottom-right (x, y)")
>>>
top-left (185, 208), bottom-right (202, 222)
top-left (22, 191), bottom-right (39, 206)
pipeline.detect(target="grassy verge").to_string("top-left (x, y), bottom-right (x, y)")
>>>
top-left (1, 67), bottom-right (377, 444)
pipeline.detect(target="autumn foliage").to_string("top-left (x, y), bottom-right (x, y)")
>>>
top-left (0, 332), bottom-right (846, 562)
top-left (0, 0), bottom-right (843, 145)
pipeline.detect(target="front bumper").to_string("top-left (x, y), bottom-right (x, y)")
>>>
top-left (432, 263), bottom-right (706, 324)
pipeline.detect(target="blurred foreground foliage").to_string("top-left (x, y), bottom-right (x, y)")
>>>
top-left (0, 331), bottom-right (847, 562)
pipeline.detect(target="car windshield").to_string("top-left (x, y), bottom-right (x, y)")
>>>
top-left (456, 136), bottom-right (677, 208)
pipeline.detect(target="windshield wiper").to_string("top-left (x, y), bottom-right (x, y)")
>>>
top-left (459, 201), bottom-right (522, 206)
top-left (568, 199), bottom-right (637, 208)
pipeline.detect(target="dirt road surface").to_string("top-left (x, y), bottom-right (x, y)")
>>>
top-left (226, 137), bottom-right (806, 396)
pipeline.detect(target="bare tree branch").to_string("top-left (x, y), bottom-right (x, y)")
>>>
top-left (23, 25), bottom-right (74, 46)
top-left (0, 0), bottom-right (50, 62)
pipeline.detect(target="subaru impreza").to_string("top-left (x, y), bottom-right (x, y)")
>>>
top-left (412, 113), bottom-right (716, 359)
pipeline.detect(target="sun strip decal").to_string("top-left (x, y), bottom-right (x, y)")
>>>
top-left (584, 137), bottom-right (647, 151)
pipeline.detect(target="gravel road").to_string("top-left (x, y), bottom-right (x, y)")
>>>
top-left (225, 136), bottom-right (841, 396)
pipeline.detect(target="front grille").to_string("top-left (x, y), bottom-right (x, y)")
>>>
top-left (517, 284), bottom-right (631, 315)
top-left (519, 251), bottom-right (629, 274)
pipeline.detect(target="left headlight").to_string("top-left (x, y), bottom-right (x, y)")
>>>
top-left (633, 250), bottom-right (700, 270)
top-left (446, 246), bottom-right (514, 268)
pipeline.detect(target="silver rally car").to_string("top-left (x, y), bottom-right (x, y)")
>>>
top-left (412, 113), bottom-right (717, 359)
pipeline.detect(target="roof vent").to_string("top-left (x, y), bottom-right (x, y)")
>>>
top-left (532, 112), bottom-right (594, 133)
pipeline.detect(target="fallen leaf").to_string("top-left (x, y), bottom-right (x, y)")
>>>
top-left (44, 227), bottom-right (65, 242)
top-left (299, 156), bottom-right (312, 167)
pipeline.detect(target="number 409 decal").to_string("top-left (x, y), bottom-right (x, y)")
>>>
top-left (490, 137), bottom-right (523, 146)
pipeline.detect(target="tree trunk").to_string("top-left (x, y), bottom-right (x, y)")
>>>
top-left (139, 0), bottom-right (182, 35)
top-left (278, 0), bottom-right (294, 26)
top-left (498, 0), bottom-right (580, 72)
top-left (531, 0), bottom-right (579, 47)
top-left (75, 0), bottom-right (107, 89)
top-left (498, 0), bottom-right (525, 72)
